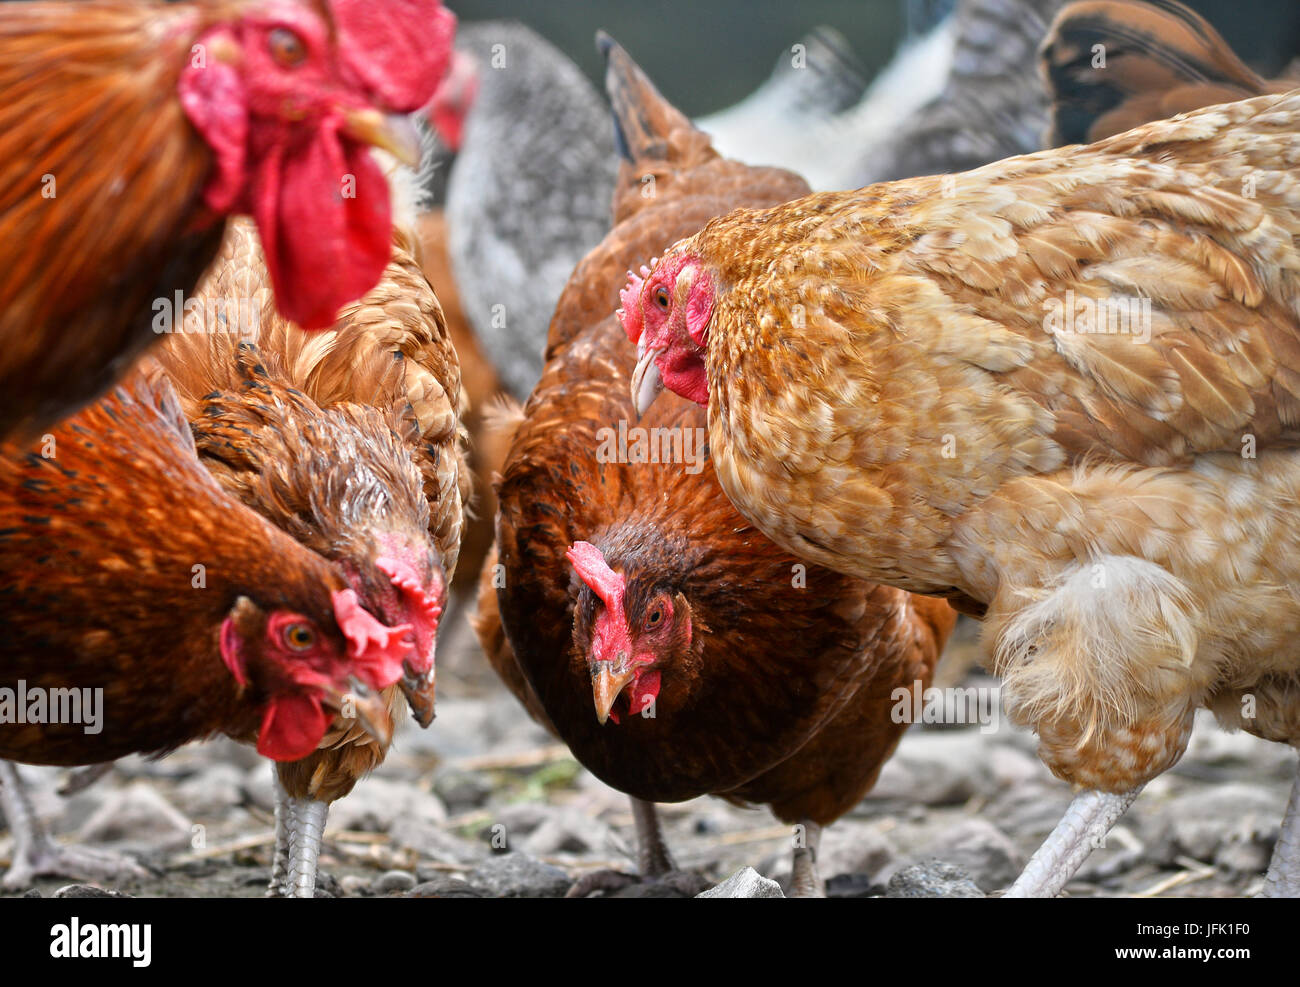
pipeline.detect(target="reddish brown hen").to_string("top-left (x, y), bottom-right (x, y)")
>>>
top-left (156, 205), bottom-right (467, 896)
top-left (0, 0), bottom-right (454, 440)
top-left (474, 38), bottom-right (956, 897)
top-left (0, 363), bottom-right (409, 887)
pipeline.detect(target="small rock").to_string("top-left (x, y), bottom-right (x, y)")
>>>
top-left (910, 818), bottom-right (1024, 892)
top-left (339, 875), bottom-right (371, 896)
top-left (52, 884), bottom-right (131, 898)
top-left (885, 860), bottom-right (984, 898)
top-left (697, 867), bottom-right (785, 898)
top-left (240, 764), bottom-right (276, 813)
top-left (432, 768), bottom-right (493, 812)
top-left (22, 889), bottom-right (41, 898)
top-left (469, 852), bottom-right (571, 898)
top-left (406, 877), bottom-right (486, 898)
top-left (815, 822), bottom-right (897, 880)
top-left (373, 869), bottom-right (417, 894)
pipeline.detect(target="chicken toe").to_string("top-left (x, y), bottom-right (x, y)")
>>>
top-left (1262, 756), bottom-right (1300, 898)
top-left (1003, 788), bottom-right (1142, 898)
top-left (0, 761), bottom-right (147, 889)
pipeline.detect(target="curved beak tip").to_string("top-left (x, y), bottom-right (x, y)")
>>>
top-left (592, 665), bottom-right (637, 725)
top-left (345, 109), bottom-right (423, 168)
top-left (631, 347), bottom-right (664, 419)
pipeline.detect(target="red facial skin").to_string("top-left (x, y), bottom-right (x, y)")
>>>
top-left (220, 588), bottom-right (410, 760)
top-left (620, 251), bottom-right (715, 408)
top-left (567, 542), bottom-right (691, 724)
top-left (177, 0), bottom-right (456, 329)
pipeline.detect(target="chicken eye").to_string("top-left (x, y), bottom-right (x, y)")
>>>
top-left (653, 286), bottom-right (670, 310)
top-left (646, 606), bottom-right (663, 628)
top-left (282, 622), bottom-right (316, 652)
top-left (268, 27), bottom-right (308, 67)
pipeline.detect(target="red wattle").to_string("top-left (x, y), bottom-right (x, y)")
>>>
top-left (255, 127), bottom-right (392, 330)
top-left (258, 693), bottom-right (331, 761)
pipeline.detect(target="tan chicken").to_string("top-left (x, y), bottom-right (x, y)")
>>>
top-left (156, 203), bottom-right (467, 896)
top-left (624, 88), bottom-right (1300, 897)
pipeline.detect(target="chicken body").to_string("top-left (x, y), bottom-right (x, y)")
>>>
top-left (627, 88), bottom-right (1300, 896)
top-left (0, 365), bottom-right (405, 885)
top-left (476, 38), bottom-right (956, 896)
top-left (156, 215), bottom-right (467, 896)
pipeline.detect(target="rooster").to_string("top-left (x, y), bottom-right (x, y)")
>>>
top-left (0, 364), bottom-right (410, 887)
top-left (0, 0), bottom-right (454, 441)
top-left (1040, 0), bottom-right (1294, 145)
top-left (625, 87), bottom-right (1300, 897)
top-left (154, 206), bottom-right (467, 897)
top-left (474, 37), bottom-right (956, 898)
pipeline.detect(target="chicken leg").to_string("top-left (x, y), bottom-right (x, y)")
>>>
top-left (266, 766), bottom-right (330, 898)
top-left (566, 797), bottom-right (707, 897)
top-left (0, 760), bottom-right (147, 889)
top-left (1261, 755), bottom-right (1300, 898)
top-left (789, 820), bottom-right (824, 898)
top-left (1002, 787), bottom-right (1142, 898)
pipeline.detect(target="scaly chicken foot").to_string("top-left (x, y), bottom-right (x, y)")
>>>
top-left (0, 761), bottom-right (148, 889)
top-left (566, 797), bottom-right (709, 897)
top-left (1003, 787), bottom-right (1142, 898)
top-left (267, 767), bottom-right (330, 898)
top-left (1261, 754), bottom-right (1300, 897)
top-left (789, 820), bottom-right (824, 898)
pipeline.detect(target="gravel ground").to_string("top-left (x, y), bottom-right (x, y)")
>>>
top-left (3, 612), bottom-right (1294, 898)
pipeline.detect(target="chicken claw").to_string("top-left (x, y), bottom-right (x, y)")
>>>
top-left (0, 761), bottom-right (148, 889)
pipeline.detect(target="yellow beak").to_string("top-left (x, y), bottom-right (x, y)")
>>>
top-left (592, 663), bottom-right (639, 725)
top-left (343, 109), bottom-right (423, 168)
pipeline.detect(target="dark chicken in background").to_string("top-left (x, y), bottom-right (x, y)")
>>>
top-left (0, 0), bottom-right (454, 441)
top-left (474, 37), bottom-right (956, 897)
top-left (156, 208), bottom-right (468, 897)
top-left (0, 364), bottom-right (410, 887)
top-left (1041, 0), bottom-right (1296, 145)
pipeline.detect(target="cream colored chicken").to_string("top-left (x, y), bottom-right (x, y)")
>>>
top-left (623, 89), bottom-right (1300, 897)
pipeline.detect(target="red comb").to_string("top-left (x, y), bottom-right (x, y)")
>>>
top-left (331, 589), bottom-right (411, 690)
top-left (566, 542), bottom-right (626, 623)
top-left (618, 268), bottom-right (647, 343)
top-left (328, 0), bottom-right (457, 111)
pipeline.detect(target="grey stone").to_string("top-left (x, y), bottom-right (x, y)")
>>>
top-left (432, 768), bottom-right (493, 812)
top-left (697, 866), bottom-right (785, 898)
top-left (173, 764), bottom-right (244, 819)
top-left (469, 852), bottom-right (571, 898)
top-left (911, 818), bottom-right (1024, 892)
top-left (327, 777), bottom-right (447, 833)
top-left (1149, 784), bottom-right (1284, 866)
top-left (388, 816), bottom-right (485, 865)
top-left (51, 884), bottom-right (131, 898)
top-left (885, 860), bottom-right (984, 898)
top-left (373, 869), bottom-right (417, 894)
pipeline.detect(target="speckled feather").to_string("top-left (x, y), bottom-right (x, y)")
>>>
top-left (157, 217), bottom-right (467, 802)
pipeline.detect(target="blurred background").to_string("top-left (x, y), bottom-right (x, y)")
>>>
top-left (449, 0), bottom-right (1300, 114)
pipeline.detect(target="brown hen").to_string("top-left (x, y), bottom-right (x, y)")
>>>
top-left (628, 86), bottom-right (1300, 897)
top-left (474, 37), bottom-right (956, 897)
top-left (0, 363), bottom-right (408, 887)
top-left (155, 208), bottom-right (467, 897)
